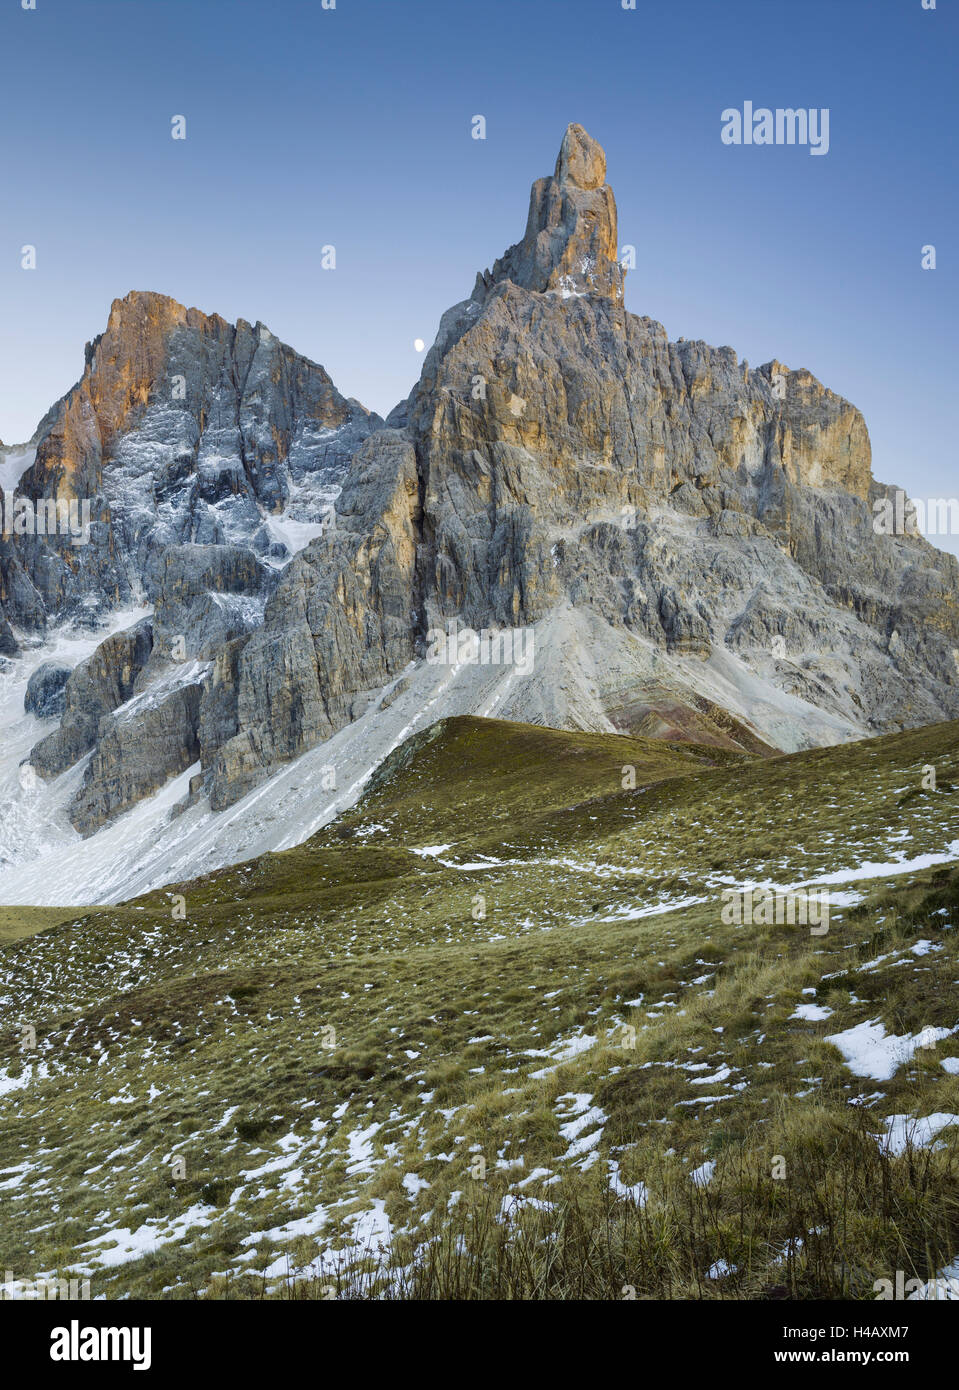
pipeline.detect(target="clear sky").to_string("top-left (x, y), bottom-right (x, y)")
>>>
top-left (1, 0), bottom-right (955, 549)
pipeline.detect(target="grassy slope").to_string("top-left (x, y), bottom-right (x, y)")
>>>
top-left (1, 715), bottom-right (958, 1299)
top-left (0, 907), bottom-right (88, 945)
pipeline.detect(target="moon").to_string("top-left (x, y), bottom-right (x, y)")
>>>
top-left (414, 338), bottom-right (425, 352)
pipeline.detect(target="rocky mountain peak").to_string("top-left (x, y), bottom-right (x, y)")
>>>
top-left (1, 288), bottom-right (381, 648)
top-left (553, 121), bottom-right (607, 189)
top-left (5, 121), bottom-right (959, 855)
top-left (472, 123), bottom-right (624, 304)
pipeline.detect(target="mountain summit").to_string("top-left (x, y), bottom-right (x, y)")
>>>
top-left (1, 126), bottom-right (957, 893)
top-left (472, 122), bottom-right (624, 304)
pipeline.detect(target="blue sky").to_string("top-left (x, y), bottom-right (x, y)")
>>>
top-left (1, 0), bottom-right (955, 548)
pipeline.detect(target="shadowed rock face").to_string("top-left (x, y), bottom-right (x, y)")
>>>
top-left (13, 124), bottom-right (959, 833)
top-left (69, 679), bottom-right (203, 836)
top-left (7, 293), bottom-right (381, 829)
top-left (30, 620), bottom-right (155, 780)
top-left (24, 662), bottom-right (71, 719)
top-left (203, 429), bottom-right (421, 809)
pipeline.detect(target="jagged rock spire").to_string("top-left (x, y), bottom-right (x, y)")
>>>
top-left (554, 122), bottom-right (607, 189)
top-left (473, 123), bottom-right (624, 304)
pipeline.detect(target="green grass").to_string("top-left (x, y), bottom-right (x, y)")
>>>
top-left (1, 714), bottom-right (958, 1299)
top-left (0, 905), bottom-right (86, 944)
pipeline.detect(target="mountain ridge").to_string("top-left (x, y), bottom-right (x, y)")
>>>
top-left (0, 123), bottom-right (956, 876)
